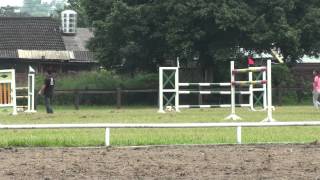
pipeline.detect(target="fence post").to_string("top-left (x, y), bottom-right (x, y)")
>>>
top-left (239, 92), bottom-right (243, 105)
top-left (237, 126), bottom-right (242, 144)
top-left (74, 90), bottom-right (80, 110)
top-left (277, 85), bottom-right (283, 106)
top-left (198, 86), bottom-right (202, 105)
top-left (117, 87), bottom-right (122, 109)
top-left (105, 128), bottom-right (110, 146)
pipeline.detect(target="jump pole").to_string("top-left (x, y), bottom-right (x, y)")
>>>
top-left (225, 60), bottom-right (270, 121)
top-left (262, 60), bottom-right (275, 122)
top-left (158, 67), bottom-right (165, 113)
top-left (175, 57), bottom-right (180, 112)
top-left (25, 66), bottom-right (36, 113)
top-left (249, 71), bottom-right (253, 111)
top-left (225, 61), bottom-right (241, 120)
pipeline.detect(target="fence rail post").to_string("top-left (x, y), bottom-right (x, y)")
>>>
top-left (116, 87), bottom-right (122, 109)
top-left (237, 126), bottom-right (242, 144)
top-left (105, 128), bottom-right (110, 146)
top-left (198, 86), bottom-right (202, 105)
top-left (74, 90), bottom-right (80, 110)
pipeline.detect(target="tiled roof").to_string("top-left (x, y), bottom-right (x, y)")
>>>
top-left (72, 51), bottom-right (96, 63)
top-left (0, 50), bottom-right (18, 58)
top-left (0, 17), bottom-right (66, 50)
top-left (63, 28), bottom-right (94, 51)
top-left (0, 49), bottom-right (97, 63)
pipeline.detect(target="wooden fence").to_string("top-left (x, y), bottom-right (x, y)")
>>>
top-left (36, 87), bottom-right (309, 109)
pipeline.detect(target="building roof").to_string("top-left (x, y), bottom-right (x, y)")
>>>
top-left (0, 17), bottom-right (97, 64)
top-left (298, 55), bottom-right (320, 63)
top-left (72, 51), bottom-right (96, 63)
top-left (0, 50), bottom-right (18, 58)
top-left (0, 17), bottom-right (65, 50)
top-left (62, 28), bottom-right (94, 51)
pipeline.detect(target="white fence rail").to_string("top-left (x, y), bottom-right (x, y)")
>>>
top-left (1, 121), bottom-right (320, 146)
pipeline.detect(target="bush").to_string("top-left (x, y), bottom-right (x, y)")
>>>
top-left (36, 71), bottom-right (158, 105)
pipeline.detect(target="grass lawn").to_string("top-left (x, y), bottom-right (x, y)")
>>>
top-left (0, 105), bottom-right (319, 147)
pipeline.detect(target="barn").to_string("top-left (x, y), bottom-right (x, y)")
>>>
top-left (0, 16), bottom-right (98, 83)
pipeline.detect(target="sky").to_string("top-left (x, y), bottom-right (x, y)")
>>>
top-left (0, 0), bottom-right (54, 7)
top-left (0, 0), bottom-right (23, 7)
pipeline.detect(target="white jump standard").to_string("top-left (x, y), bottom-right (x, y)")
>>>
top-left (0, 69), bottom-right (17, 115)
top-left (0, 66), bottom-right (36, 115)
top-left (158, 59), bottom-right (267, 113)
top-left (225, 60), bottom-right (274, 122)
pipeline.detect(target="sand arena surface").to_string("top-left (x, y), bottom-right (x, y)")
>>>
top-left (0, 144), bottom-right (319, 179)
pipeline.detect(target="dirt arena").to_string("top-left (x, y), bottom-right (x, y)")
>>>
top-left (0, 144), bottom-right (319, 179)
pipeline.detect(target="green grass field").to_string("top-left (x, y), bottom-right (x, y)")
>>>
top-left (0, 105), bottom-right (319, 147)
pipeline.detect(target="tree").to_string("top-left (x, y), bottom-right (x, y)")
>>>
top-left (83, 0), bottom-right (320, 76)
top-left (0, 6), bottom-right (30, 17)
top-left (64, 0), bottom-right (89, 27)
top-left (0, 6), bottom-right (17, 16)
top-left (85, 0), bottom-right (169, 74)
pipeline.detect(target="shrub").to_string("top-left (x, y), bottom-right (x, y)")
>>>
top-left (35, 71), bottom-right (158, 105)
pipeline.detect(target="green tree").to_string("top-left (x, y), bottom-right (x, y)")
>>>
top-left (83, 0), bottom-right (320, 76)
top-left (64, 0), bottom-right (89, 27)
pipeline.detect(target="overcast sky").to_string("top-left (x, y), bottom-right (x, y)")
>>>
top-left (0, 0), bottom-right (23, 7)
top-left (0, 0), bottom-right (54, 7)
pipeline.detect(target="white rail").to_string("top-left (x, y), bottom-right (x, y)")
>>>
top-left (1, 121), bottom-right (320, 146)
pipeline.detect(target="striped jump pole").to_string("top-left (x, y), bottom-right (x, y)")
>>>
top-left (178, 82), bottom-right (231, 87)
top-left (179, 104), bottom-right (251, 108)
top-left (232, 67), bottom-right (266, 73)
top-left (178, 90), bottom-right (251, 95)
top-left (231, 80), bottom-right (267, 86)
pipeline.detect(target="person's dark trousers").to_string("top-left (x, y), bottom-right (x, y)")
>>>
top-left (45, 96), bottom-right (53, 114)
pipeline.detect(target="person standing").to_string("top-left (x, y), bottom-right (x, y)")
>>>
top-left (312, 70), bottom-right (320, 109)
top-left (38, 70), bottom-right (55, 113)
